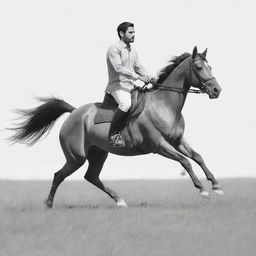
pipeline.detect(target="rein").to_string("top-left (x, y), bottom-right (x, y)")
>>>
top-left (151, 82), bottom-right (204, 94)
top-left (140, 59), bottom-right (215, 95)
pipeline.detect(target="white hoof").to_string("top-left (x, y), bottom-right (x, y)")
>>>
top-left (200, 191), bottom-right (210, 198)
top-left (116, 199), bottom-right (128, 208)
top-left (213, 189), bottom-right (224, 195)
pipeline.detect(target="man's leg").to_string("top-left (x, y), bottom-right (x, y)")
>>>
top-left (109, 89), bottom-right (131, 147)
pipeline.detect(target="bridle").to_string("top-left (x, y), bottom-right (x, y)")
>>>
top-left (145, 58), bottom-right (216, 94)
top-left (187, 59), bottom-right (216, 93)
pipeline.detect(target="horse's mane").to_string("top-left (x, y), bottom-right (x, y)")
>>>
top-left (156, 53), bottom-right (191, 84)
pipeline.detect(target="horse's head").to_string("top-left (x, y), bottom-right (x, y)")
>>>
top-left (189, 46), bottom-right (221, 99)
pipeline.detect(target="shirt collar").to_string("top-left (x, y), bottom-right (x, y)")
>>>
top-left (119, 40), bottom-right (131, 50)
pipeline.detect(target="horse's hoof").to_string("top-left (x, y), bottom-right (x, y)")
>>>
top-left (116, 199), bottom-right (128, 208)
top-left (45, 199), bottom-right (53, 208)
top-left (213, 189), bottom-right (224, 195)
top-left (200, 191), bottom-right (210, 198)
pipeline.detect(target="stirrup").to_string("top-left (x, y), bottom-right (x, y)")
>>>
top-left (110, 133), bottom-right (125, 147)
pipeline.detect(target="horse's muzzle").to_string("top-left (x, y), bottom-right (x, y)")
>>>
top-left (205, 80), bottom-right (221, 99)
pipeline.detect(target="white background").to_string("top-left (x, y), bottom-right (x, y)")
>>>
top-left (0, 0), bottom-right (255, 180)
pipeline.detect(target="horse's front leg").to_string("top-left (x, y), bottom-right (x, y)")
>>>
top-left (175, 137), bottom-right (223, 195)
top-left (157, 139), bottom-right (209, 197)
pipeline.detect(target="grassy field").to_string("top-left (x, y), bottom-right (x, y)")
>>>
top-left (1, 178), bottom-right (256, 256)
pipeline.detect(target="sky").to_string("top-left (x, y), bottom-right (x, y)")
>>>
top-left (0, 0), bottom-right (255, 180)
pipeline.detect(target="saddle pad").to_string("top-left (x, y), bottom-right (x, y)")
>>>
top-left (94, 104), bottom-right (116, 124)
top-left (94, 90), bottom-right (145, 124)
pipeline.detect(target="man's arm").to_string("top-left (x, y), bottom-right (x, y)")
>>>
top-left (107, 46), bottom-right (139, 80)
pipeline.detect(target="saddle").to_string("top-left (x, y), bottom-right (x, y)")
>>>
top-left (94, 89), bottom-right (146, 125)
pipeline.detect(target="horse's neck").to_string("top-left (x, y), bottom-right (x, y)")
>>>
top-left (151, 62), bottom-right (189, 115)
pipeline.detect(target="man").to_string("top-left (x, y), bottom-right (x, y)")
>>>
top-left (105, 22), bottom-right (153, 147)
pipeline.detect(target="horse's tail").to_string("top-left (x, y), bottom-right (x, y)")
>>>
top-left (8, 97), bottom-right (75, 146)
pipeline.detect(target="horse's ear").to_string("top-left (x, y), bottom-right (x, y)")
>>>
top-left (192, 46), bottom-right (197, 59)
top-left (202, 48), bottom-right (208, 58)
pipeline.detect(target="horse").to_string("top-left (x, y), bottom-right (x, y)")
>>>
top-left (9, 46), bottom-right (223, 208)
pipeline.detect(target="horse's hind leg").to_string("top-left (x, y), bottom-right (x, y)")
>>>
top-left (45, 160), bottom-right (85, 208)
top-left (84, 146), bottom-right (127, 207)
top-left (175, 137), bottom-right (223, 195)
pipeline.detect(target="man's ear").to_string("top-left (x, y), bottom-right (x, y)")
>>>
top-left (119, 31), bottom-right (124, 38)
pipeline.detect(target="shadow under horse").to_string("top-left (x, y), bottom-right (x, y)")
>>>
top-left (9, 46), bottom-right (223, 208)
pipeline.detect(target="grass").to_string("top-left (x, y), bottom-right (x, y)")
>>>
top-left (1, 178), bottom-right (256, 256)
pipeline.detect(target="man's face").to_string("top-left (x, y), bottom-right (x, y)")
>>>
top-left (121, 26), bottom-right (135, 44)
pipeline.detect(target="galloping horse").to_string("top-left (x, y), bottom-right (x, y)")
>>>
top-left (9, 46), bottom-right (223, 208)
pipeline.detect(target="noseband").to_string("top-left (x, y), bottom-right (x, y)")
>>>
top-left (150, 59), bottom-right (215, 94)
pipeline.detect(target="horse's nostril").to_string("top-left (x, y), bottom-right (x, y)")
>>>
top-left (213, 87), bottom-right (218, 93)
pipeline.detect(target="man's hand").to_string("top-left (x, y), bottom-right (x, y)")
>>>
top-left (138, 75), bottom-right (151, 84)
top-left (138, 75), bottom-right (156, 84)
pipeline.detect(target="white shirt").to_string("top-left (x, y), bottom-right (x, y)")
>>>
top-left (105, 40), bottom-right (147, 93)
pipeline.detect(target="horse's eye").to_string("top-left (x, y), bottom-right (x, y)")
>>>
top-left (197, 65), bottom-right (203, 70)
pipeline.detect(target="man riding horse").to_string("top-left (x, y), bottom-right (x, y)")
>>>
top-left (9, 34), bottom-right (223, 207)
top-left (106, 22), bottom-right (154, 147)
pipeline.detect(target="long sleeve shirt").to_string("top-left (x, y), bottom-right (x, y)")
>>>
top-left (105, 40), bottom-right (147, 93)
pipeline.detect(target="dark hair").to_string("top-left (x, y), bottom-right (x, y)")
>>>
top-left (117, 22), bottom-right (134, 39)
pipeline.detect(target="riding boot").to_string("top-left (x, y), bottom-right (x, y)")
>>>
top-left (109, 107), bottom-right (129, 147)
